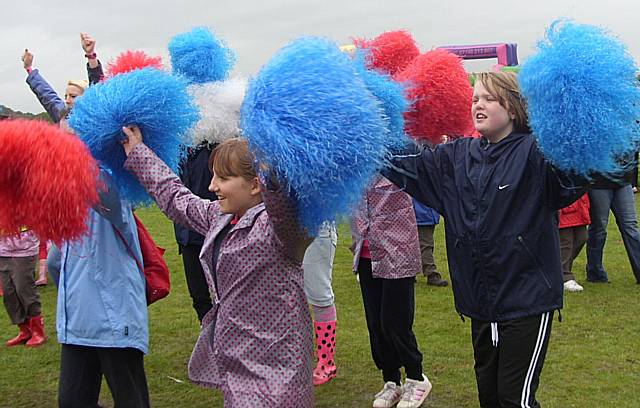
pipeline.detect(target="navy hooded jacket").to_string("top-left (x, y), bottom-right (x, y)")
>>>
top-left (383, 133), bottom-right (586, 322)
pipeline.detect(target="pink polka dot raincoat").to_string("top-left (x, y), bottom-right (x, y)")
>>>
top-left (125, 144), bottom-right (314, 407)
top-left (351, 175), bottom-right (421, 279)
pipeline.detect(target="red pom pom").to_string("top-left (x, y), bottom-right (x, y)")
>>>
top-left (394, 49), bottom-right (474, 144)
top-left (354, 30), bottom-right (420, 76)
top-left (106, 50), bottom-right (163, 78)
top-left (0, 120), bottom-right (100, 244)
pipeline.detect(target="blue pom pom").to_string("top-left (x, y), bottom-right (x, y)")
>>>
top-left (241, 37), bottom-right (389, 234)
top-left (353, 51), bottom-right (411, 150)
top-left (519, 20), bottom-right (640, 177)
top-left (68, 68), bottom-right (199, 205)
top-left (169, 27), bottom-right (237, 84)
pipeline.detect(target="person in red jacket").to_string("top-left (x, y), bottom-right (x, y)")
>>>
top-left (558, 193), bottom-right (591, 292)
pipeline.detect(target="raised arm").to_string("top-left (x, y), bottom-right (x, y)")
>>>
top-left (260, 177), bottom-right (312, 262)
top-left (80, 32), bottom-right (104, 85)
top-left (23, 49), bottom-right (66, 123)
top-left (122, 126), bottom-right (217, 236)
top-left (381, 142), bottom-right (447, 215)
top-left (530, 146), bottom-right (589, 210)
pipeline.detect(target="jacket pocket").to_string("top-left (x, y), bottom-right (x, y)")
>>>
top-left (517, 235), bottom-right (552, 289)
top-left (448, 237), bottom-right (481, 316)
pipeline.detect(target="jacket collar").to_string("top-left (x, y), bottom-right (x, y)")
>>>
top-left (477, 132), bottom-right (530, 160)
top-left (479, 131), bottom-right (527, 148)
top-left (209, 202), bottom-right (266, 243)
top-left (232, 202), bottom-right (266, 231)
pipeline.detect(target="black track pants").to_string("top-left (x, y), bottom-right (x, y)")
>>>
top-left (472, 312), bottom-right (553, 408)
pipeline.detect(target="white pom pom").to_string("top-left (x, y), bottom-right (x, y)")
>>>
top-left (189, 77), bottom-right (247, 145)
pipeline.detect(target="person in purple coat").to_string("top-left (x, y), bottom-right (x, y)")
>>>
top-left (122, 127), bottom-right (314, 408)
top-left (23, 32), bottom-right (103, 288)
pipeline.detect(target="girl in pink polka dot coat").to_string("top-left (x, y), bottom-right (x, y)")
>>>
top-left (122, 129), bottom-right (314, 407)
top-left (351, 175), bottom-right (432, 408)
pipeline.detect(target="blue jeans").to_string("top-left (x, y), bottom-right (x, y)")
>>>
top-left (303, 223), bottom-right (337, 307)
top-left (586, 185), bottom-right (640, 283)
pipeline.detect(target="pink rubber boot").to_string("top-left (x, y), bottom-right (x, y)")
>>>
top-left (313, 320), bottom-right (337, 385)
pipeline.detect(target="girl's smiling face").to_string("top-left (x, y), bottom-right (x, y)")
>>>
top-left (208, 173), bottom-right (261, 217)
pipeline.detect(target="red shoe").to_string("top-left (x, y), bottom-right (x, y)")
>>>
top-left (25, 315), bottom-right (47, 347)
top-left (312, 320), bottom-right (337, 386)
top-left (6, 323), bottom-right (32, 347)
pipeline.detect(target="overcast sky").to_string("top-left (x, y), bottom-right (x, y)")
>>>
top-left (1, 0), bottom-right (638, 113)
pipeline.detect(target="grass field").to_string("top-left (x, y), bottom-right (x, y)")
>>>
top-left (1, 204), bottom-right (639, 407)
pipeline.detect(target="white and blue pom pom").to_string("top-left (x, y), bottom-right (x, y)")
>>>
top-left (188, 77), bottom-right (247, 145)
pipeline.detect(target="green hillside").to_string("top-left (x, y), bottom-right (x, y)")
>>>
top-left (0, 104), bottom-right (51, 121)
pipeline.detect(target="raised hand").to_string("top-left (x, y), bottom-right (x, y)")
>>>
top-left (121, 125), bottom-right (143, 156)
top-left (80, 33), bottom-right (96, 55)
top-left (22, 49), bottom-right (34, 70)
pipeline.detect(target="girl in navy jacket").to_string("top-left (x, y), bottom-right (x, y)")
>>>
top-left (384, 72), bottom-right (585, 408)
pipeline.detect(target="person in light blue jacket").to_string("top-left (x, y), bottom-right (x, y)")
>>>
top-left (51, 170), bottom-right (150, 408)
top-left (24, 34), bottom-right (150, 408)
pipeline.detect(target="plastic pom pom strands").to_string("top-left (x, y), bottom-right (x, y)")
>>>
top-left (395, 49), bottom-right (473, 144)
top-left (169, 26), bottom-right (240, 145)
top-left (189, 78), bottom-right (247, 145)
top-left (519, 20), bottom-right (640, 177)
top-left (0, 119), bottom-right (100, 244)
top-left (106, 50), bottom-right (163, 78)
top-left (354, 30), bottom-right (420, 76)
top-left (241, 37), bottom-right (389, 234)
top-left (68, 68), bottom-right (199, 205)
top-left (169, 27), bottom-right (237, 84)
top-left (353, 52), bottom-right (410, 150)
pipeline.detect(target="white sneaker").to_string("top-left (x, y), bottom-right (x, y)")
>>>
top-left (397, 374), bottom-right (432, 408)
top-left (373, 382), bottom-right (402, 408)
top-left (564, 280), bottom-right (584, 292)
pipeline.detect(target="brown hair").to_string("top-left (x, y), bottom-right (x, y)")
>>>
top-left (208, 138), bottom-right (257, 181)
top-left (474, 72), bottom-right (531, 134)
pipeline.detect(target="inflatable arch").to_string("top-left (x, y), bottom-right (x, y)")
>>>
top-left (438, 43), bottom-right (519, 69)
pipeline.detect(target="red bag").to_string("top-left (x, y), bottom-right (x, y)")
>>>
top-left (113, 213), bottom-right (170, 305)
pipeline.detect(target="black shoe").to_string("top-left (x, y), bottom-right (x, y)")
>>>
top-left (426, 277), bottom-right (449, 287)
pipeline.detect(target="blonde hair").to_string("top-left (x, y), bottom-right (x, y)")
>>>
top-left (209, 138), bottom-right (257, 181)
top-left (67, 79), bottom-right (89, 92)
top-left (474, 72), bottom-right (530, 134)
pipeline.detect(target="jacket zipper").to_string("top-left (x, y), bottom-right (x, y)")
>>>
top-left (474, 151), bottom-right (492, 314)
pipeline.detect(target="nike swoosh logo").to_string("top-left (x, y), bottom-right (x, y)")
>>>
top-left (498, 184), bottom-right (510, 190)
